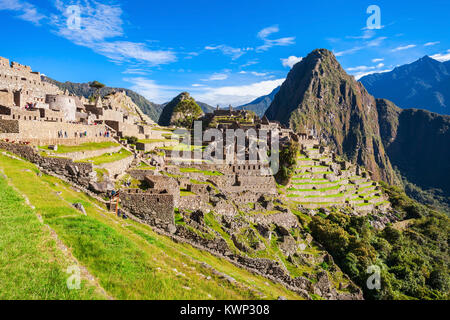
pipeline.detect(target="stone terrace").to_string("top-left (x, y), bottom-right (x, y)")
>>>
top-left (285, 143), bottom-right (390, 213)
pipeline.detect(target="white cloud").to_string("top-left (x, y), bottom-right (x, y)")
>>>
top-left (240, 60), bottom-right (259, 68)
top-left (95, 41), bottom-right (176, 65)
top-left (256, 25), bottom-right (295, 52)
top-left (347, 63), bottom-right (384, 72)
top-left (391, 44), bottom-right (416, 52)
top-left (202, 73), bottom-right (229, 81)
top-left (332, 34), bottom-right (387, 57)
top-left (205, 45), bottom-right (248, 60)
top-left (334, 46), bottom-right (363, 57)
top-left (52, 0), bottom-right (123, 42)
top-left (367, 36), bottom-right (387, 47)
top-left (192, 84), bottom-right (206, 87)
top-left (424, 41), bottom-right (440, 47)
top-left (250, 71), bottom-right (268, 77)
top-left (281, 56), bottom-right (303, 68)
top-left (430, 50), bottom-right (450, 62)
top-left (122, 68), bottom-right (149, 75)
top-left (49, 0), bottom-right (176, 66)
top-left (346, 29), bottom-right (375, 40)
top-left (0, 0), bottom-right (45, 24)
top-left (257, 25), bottom-right (279, 39)
top-left (124, 77), bottom-right (183, 104)
top-left (193, 79), bottom-right (285, 107)
top-left (371, 58), bottom-right (384, 63)
top-left (353, 69), bottom-right (391, 80)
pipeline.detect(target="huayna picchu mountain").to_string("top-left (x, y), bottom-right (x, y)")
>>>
top-left (265, 49), bottom-right (396, 184)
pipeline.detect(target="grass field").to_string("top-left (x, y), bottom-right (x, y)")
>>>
top-left (78, 148), bottom-right (133, 165)
top-left (39, 142), bottom-right (120, 154)
top-left (0, 152), bottom-right (302, 300)
top-left (0, 176), bottom-right (104, 299)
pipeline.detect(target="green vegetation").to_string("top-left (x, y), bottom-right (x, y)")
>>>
top-left (0, 177), bottom-right (103, 299)
top-left (39, 141), bottom-right (120, 154)
top-left (172, 98), bottom-right (203, 128)
top-left (135, 162), bottom-right (156, 170)
top-left (275, 141), bottom-right (300, 185)
top-left (309, 185), bottom-right (449, 300)
top-left (123, 136), bottom-right (138, 145)
top-left (95, 168), bottom-right (108, 182)
top-left (79, 149), bottom-right (133, 165)
top-left (138, 138), bottom-right (169, 144)
top-left (0, 153), bottom-right (302, 300)
top-left (179, 167), bottom-right (223, 176)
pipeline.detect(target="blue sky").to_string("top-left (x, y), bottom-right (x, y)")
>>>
top-left (0, 0), bottom-right (449, 106)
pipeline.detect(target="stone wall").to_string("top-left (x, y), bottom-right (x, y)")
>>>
top-left (127, 169), bottom-right (156, 180)
top-left (98, 155), bottom-right (134, 177)
top-left (179, 194), bottom-right (204, 211)
top-left (0, 120), bottom-right (109, 145)
top-left (45, 95), bottom-right (78, 122)
top-left (0, 58), bottom-right (62, 108)
top-left (0, 141), bottom-right (94, 188)
top-left (0, 119), bottom-right (19, 133)
top-left (120, 189), bottom-right (175, 226)
top-left (56, 145), bottom-right (122, 161)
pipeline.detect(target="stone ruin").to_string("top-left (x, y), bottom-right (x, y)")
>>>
top-left (0, 56), bottom-right (161, 146)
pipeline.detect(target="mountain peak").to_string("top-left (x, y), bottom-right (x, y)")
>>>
top-left (265, 48), bottom-right (395, 183)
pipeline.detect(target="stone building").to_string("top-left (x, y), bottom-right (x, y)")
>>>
top-left (46, 94), bottom-right (79, 122)
top-left (0, 56), bottom-right (159, 145)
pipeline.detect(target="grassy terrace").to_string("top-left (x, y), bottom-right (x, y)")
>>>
top-left (160, 143), bottom-right (205, 151)
top-left (0, 177), bottom-right (104, 299)
top-left (293, 171), bottom-right (333, 176)
top-left (137, 139), bottom-right (170, 144)
top-left (135, 162), bottom-right (156, 170)
top-left (180, 189), bottom-right (196, 196)
top-left (77, 148), bottom-right (133, 165)
top-left (288, 185), bottom-right (341, 192)
top-left (39, 141), bottom-right (120, 154)
top-left (179, 167), bottom-right (223, 176)
top-left (0, 152), bottom-right (302, 300)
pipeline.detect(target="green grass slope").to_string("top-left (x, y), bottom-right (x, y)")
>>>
top-left (0, 152), bottom-right (302, 300)
top-left (0, 176), bottom-right (104, 299)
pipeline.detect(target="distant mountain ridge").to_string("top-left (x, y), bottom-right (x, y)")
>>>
top-left (237, 86), bottom-right (281, 117)
top-left (360, 56), bottom-right (450, 115)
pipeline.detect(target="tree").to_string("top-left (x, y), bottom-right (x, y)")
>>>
top-left (275, 141), bottom-right (299, 185)
top-left (90, 80), bottom-right (105, 97)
